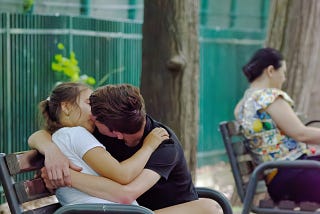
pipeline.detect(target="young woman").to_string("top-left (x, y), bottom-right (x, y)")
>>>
top-left (37, 82), bottom-right (168, 205)
top-left (234, 47), bottom-right (320, 203)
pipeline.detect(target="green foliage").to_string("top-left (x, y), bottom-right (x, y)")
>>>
top-left (23, 0), bottom-right (34, 13)
top-left (51, 43), bottom-right (96, 86)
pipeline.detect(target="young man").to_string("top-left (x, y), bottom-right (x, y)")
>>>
top-left (29, 84), bottom-right (214, 212)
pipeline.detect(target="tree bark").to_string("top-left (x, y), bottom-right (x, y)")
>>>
top-left (141, 0), bottom-right (199, 180)
top-left (266, 0), bottom-right (320, 121)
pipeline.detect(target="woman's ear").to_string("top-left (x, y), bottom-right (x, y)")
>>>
top-left (61, 102), bottom-right (71, 116)
top-left (266, 65), bottom-right (275, 77)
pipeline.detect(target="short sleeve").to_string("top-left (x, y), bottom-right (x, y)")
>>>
top-left (254, 88), bottom-right (294, 110)
top-left (53, 127), bottom-right (105, 158)
top-left (70, 127), bottom-right (105, 158)
top-left (144, 139), bottom-right (177, 180)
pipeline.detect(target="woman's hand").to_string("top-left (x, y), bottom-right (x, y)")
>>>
top-left (143, 127), bottom-right (169, 151)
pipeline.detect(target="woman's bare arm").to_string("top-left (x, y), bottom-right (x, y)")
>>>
top-left (83, 127), bottom-right (168, 184)
top-left (267, 98), bottom-right (320, 144)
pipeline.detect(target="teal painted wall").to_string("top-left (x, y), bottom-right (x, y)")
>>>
top-left (197, 0), bottom-right (270, 166)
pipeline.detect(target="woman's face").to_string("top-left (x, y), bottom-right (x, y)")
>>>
top-left (69, 88), bottom-right (95, 132)
top-left (271, 60), bottom-right (286, 89)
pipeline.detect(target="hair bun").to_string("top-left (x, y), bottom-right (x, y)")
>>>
top-left (242, 65), bottom-right (252, 80)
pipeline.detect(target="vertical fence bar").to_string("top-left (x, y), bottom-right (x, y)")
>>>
top-left (0, 14), bottom-right (5, 154)
top-left (119, 22), bottom-right (124, 83)
top-left (80, 0), bottom-right (90, 16)
top-left (128, 0), bottom-right (136, 20)
top-left (0, 14), bottom-right (3, 153)
top-left (260, 0), bottom-right (269, 29)
top-left (6, 12), bottom-right (12, 153)
top-left (69, 16), bottom-right (73, 55)
top-left (229, 0), bottom-right (237, 28)
top-left (200, 0), bottom-right (208, 26)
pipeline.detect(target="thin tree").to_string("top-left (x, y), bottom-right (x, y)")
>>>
top-left (141, 0), bottom-right (199, 179)
top-left (266, 0), bottom-right (320, 120)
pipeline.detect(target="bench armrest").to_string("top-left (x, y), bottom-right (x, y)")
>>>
top-left (242, 160), bottom-right (320, 214)
top-left (196, 187), bottom-right (233, 214)
top-left (53, 203), bottom-right (154, 214)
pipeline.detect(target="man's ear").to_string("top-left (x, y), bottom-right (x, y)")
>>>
top-left (61, 102), bottom-right (71, 116)
top-left (112, 131), bottom-right (124, 140)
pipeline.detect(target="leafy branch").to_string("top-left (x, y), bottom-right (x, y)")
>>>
top-left (51, 43), bottom-right (96, 85)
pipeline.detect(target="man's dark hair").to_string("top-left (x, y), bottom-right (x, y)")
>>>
top-left (90, 84), bottom-right (146, 134)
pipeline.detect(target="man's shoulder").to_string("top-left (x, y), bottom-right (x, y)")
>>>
top-left (146, 115), bottom-right (180, 142)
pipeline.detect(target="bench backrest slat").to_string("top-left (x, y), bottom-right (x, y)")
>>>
top-left (14, 178), bottom-right (52, 203)
top-left (6, 150), bottom-right (44, 175)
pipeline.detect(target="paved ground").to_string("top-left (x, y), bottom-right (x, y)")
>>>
top-left (0, 161), bottom-right (241, 214)
top-left (196, 162), bottom-right (242, 213)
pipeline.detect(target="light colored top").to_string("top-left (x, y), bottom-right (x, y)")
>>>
top-left (235, 88), bottom-right (308, 165)
top-left (52, 126), bottom-right (138, 205)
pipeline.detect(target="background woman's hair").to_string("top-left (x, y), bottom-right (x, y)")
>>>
top-left (39, 82), bottom-right (90, 133)
top-left (242, 47), bottom-right (283, 82)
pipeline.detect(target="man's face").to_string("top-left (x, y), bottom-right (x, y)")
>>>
top-left (91, 115), bottom-right (145, 147)
top-left (121, 121), bottom-right (145, 147)
top-left (89, 115), bottom-right (115, 137)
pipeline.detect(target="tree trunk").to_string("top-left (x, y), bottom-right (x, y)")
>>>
top-left (266, 0), bottom-right (320, 121)
top-left (141, 0), bottom-right (199, 180)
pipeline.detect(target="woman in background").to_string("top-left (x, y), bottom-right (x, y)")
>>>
top-left (234, 47), bottom-right (320, 203)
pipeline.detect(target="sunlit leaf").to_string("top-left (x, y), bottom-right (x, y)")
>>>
top-left (51, 62), bottom-right (62, 72)
top-left (54, 54), bottom-right (63, 62)
top-left (57, 43), bottom-right (65, 50)
top-left (86, 76), bottom-right (96, 85)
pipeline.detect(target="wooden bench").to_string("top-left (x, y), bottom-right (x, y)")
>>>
top-left (219, 120), bottom-right (320, 214)
top-left (0, 150), bottom-right (233, 214)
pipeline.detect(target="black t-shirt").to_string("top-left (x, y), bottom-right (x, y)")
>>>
top-left (93, 115), bottom-right (198, 210)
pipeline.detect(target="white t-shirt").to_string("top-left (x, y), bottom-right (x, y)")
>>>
top-left (52, 126), bottom-right (137, 205)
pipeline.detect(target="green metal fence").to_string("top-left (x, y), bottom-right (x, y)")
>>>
top-left (0, 13), bottom-right (142, 155)
top-left (197, 28), bottom-right (266, 166)
top-left (197, 0), bottom-right (270, 166)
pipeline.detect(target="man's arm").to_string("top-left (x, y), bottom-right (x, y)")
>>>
top-left (28, 130), bottom-right (81, 187)
top-left (69, 169), bottom-right (160, 204)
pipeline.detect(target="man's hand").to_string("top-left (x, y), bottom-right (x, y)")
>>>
top-left (44, 144), bottom-right (82, 187)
